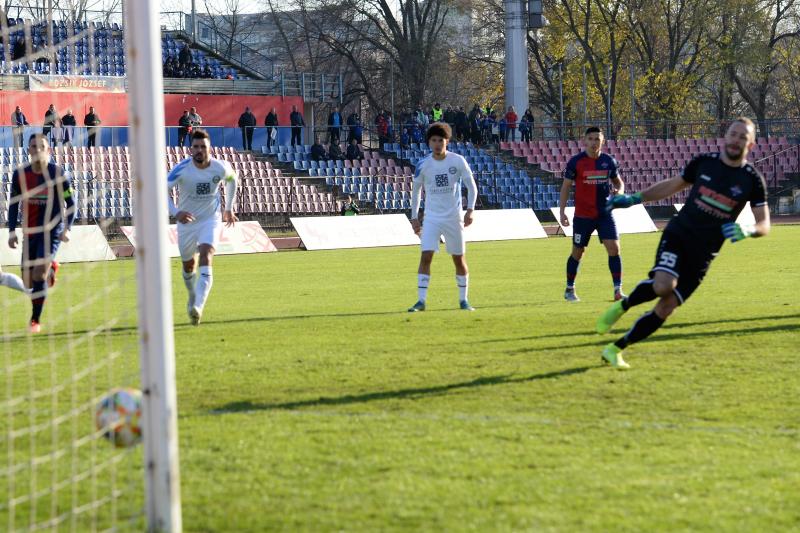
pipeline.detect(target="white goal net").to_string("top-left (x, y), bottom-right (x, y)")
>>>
top-left (1, 2), bottom-right (180, 531)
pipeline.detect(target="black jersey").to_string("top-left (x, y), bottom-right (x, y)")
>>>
top-left (668, 153), bottom-right (767, 251)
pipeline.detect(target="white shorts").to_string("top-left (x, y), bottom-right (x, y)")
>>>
top-left (420, 217), bottom-right (465, 255)
top-left (177, 216), bottom-right (220, 261)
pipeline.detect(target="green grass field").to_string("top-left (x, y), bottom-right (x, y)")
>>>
top-left (3, 226), bottom-right (800, 531)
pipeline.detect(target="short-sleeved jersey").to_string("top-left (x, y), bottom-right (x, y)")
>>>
top-left (564, 152), bottom-right (620, 219)
top-left (670, 152), bottom-right (767, 250)
top-left (413, 152), bottom-right (476, 220)
top-left (167, 157), bottom-right (236, 221)
top-left (8, 162), bottom-right (75, 235)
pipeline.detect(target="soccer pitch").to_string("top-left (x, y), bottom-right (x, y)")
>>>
top-left (4, 226), bottom-right (800, 531)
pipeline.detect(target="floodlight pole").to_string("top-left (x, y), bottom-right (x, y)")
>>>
top-left (125, 1), bottom-right (183, 531)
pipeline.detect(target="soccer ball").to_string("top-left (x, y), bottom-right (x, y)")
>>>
top-left (95, 388), bottom-right (143, 448)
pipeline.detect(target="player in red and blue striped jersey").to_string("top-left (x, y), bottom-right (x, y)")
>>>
top-left (558, 127), bottom-right (626, 302)
top-left (7, 134), bottom-right (75, 333)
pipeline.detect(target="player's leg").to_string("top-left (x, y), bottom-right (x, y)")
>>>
top-left (443, 221), bottom-right (473, 310)
top-left (599, 214), bottom-right (623, 299)
top-left (409, 220), bottom-right (440, 312)
top-left (177, 225), bottom-right (199, 319)
top-left (0, 265), bottom-right (27, 293)
top-left (191, 217), bottom-right (220, 323)
top-left (26, 234), bottom-right (57, 332)
top-left (565, 217), bottom-right (592, 301)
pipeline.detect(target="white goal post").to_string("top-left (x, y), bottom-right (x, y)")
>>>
top-left (125, 1), bottom-right (182, 531)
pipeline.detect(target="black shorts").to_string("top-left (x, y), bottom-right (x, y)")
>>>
top-left (649, 226), bottom-right (717, 305)
top-left (23, 228), bottom-right (62, 268)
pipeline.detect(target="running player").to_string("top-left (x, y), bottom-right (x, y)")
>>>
top-left (596, 117), bottom-right (769, 369)
top-left (167, 129), bottom-right (238, 325)
top-left (7, 134), bottom-right (75, 333)
top-left (558, 127), bottom-right (626, 302)
top-left (408, 122), bottom-right (477, 312)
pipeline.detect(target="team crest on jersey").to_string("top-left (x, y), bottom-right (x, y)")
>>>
top-left (600, 162), bottom-right (608, 169)
top-left (730, 185), bottom-right (742, 196)
top-left (212, 175), bottom-right (221, 184)
top-left (448, 166), bottom-right (457, 174)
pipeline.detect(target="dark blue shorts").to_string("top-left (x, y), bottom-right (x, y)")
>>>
top-left (572, 215), bottom-right (618, 248)
top-left (23, 228), bottom-right (62, 266)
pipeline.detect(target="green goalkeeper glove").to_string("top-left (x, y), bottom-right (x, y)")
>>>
top-left (722, 222), bottom-right (755, 243)
top-left (605, 192), bottom-right (643, 214)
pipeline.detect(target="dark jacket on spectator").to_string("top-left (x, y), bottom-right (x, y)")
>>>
top-left (310, 142), bottom-right (327, 161)
top-left (328, 143), bottom-right (344, 160)
top-left (179, 44), bottom-right (192, 66)
top-left (346, 143), bottom-right (363, 160)
top-left (290, 111), bottom-right (305, 127)
top-left (265, 111), bottom-right (278, 126)
top-left (238, 110), bottom-right (256, 128)
top-left (61, 112), bottom-right (76, 127)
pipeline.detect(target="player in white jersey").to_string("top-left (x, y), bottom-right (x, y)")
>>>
top-left (167, 129), bottom-right (238, 325)
top-left (408, 122), bottom-right (477, 312)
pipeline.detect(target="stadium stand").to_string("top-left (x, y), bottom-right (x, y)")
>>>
top-left (0, 18), bottom-right (247, 79)
top-left (501, 137), bottom-right (797, 191)
top-left (384, 141), bottom-right (566, 211)
top-left (0, 146), bottom-right (338, 224)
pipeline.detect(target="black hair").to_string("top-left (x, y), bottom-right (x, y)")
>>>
top-left (426, 122), bottom-right (452, 142)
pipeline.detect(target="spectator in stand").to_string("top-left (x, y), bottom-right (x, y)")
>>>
top-left (400, 127), bottom-right (410, 149)
top-left (468, 104), bottom-right (482, 144)
top-left (375, 110), bottom-right (390, 146)
top-left (498, 115), bottom-right (507, 142)
top-left (505, 106), bottom-right (518, 142)
top-left (455, 106), bottom-right (468, 141)
top-left (51, 117), bottom-right (64, 146)
top-left (178, 43), bottom-right (192, 69)
top-left (177, 109), bottom-right (192, 146)
top-left (385, 111), bottom-right (395, 142)
top-left (163, 59), bottom-right (174, 78)
top-left (61, 109), bottom-right (76, 146)
top-left (410, 123), bottom-right (424, 144)
top-left (480, 113), bottom-right (492, 144)
top-left (341, 195), bottom-right (360, 216)
top-left (328, 106), bottom-right (343, 144)
top-left (264, 107), bottom-right (278, 150)
top-left (12, 36), bottom-right (25, 61)
top-left (43, 104), bottom-right (57, 140)
top-left (346, 111), bottom-right (363, 144)
top-left (444, 105), bottom-right (456, 128)
top-left (11, 105), bottom-right (29, 149)
top-left (431, 103), bottom-right (443, 123)
top-left (84, 106), bottom-right (101, 148)
top-left (346, 138), bottom-right (363, 160)
top-left (413, 105), bottom-right (429, 129)
top-left (238, 106), bottom-right (256, 151)
top-left (290, 105), bottom-right (305, 146)
top-left (520, 109), bottom-right (534, 142)
top-left (328, 140), bottom-right (344, 161)
top-left (188, 107), bottom-right (202, 128)
top-left (310, 137), bottom-right (327, 161)
top-left (489, 111), bottom-right (499, 143)
top-left (203, 64), bottom-right (213, 78)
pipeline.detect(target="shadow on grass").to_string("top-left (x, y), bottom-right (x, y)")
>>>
top-left (211, 365), bottom-right (595, 414)
top-left (506, 322), bottom-right (800, 356)
top-left (476, 312), bottom-right (800, 345)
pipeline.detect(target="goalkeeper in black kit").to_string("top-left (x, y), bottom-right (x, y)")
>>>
top-left (595, 117), bottom-right (770, 369)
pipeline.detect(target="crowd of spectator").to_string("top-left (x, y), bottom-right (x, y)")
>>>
top-left (9, 103), bottom-right (101, 148)
top-left (383, 103), bottom-right (535, 148)
top-left (163, 43), bottom-right (233, 80)
top-left (310, 137), bottom-right (364, 162)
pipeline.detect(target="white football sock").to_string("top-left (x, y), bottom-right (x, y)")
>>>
top-left (183, 270), bottom-right (197, 307)
top-left (0, 272), bottom-right (27, 293)
top-left (194, 266), bottom-right (213, 310)
top-left (456, 274), bottom-right (468, 302)
top-left (417, 273), bottom-right (430, 302)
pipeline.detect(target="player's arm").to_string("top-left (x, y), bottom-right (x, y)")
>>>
top-left (223, 165), bottom-right (238, 227)
top-left (410, 164), bottom-right (423, 235)
top-left (558, 178), bottom-right (573, 226)
top-left (166, 168), bottom-right (193, 223)
top-left (462, 159), bottom-right (477, 227)
top-left (7, 171), bottom-right (20, 248)
top-left (611, 175), bottom-right (624, 195)
top-left (607, 176), bottom-right (690, 211)
top-left (723, 173), bottom-right (770, 243)
top-left (61, 171), bottom-right (76, 242)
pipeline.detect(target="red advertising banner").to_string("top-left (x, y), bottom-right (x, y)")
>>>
top-left (29, 74), bottom-right (126, 93)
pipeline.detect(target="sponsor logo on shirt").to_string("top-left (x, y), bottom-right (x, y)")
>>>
top-left (700, 174), bottom-right (712, 181)
top-left (583, 170), bottom-right (608, 182)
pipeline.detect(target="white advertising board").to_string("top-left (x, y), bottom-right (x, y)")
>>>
top-left (291, 214), bottom-right (419, 251)
top-left (121, 221), bottom-right (277, 258)
top-left (0, 225), bottom-right (116, 265)
top-left (550, 205), bottom-right (658, 237)
top-left (674, 202), bottom-right (756, 225)
top-left (463, 209), bottom-right (548, 241)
